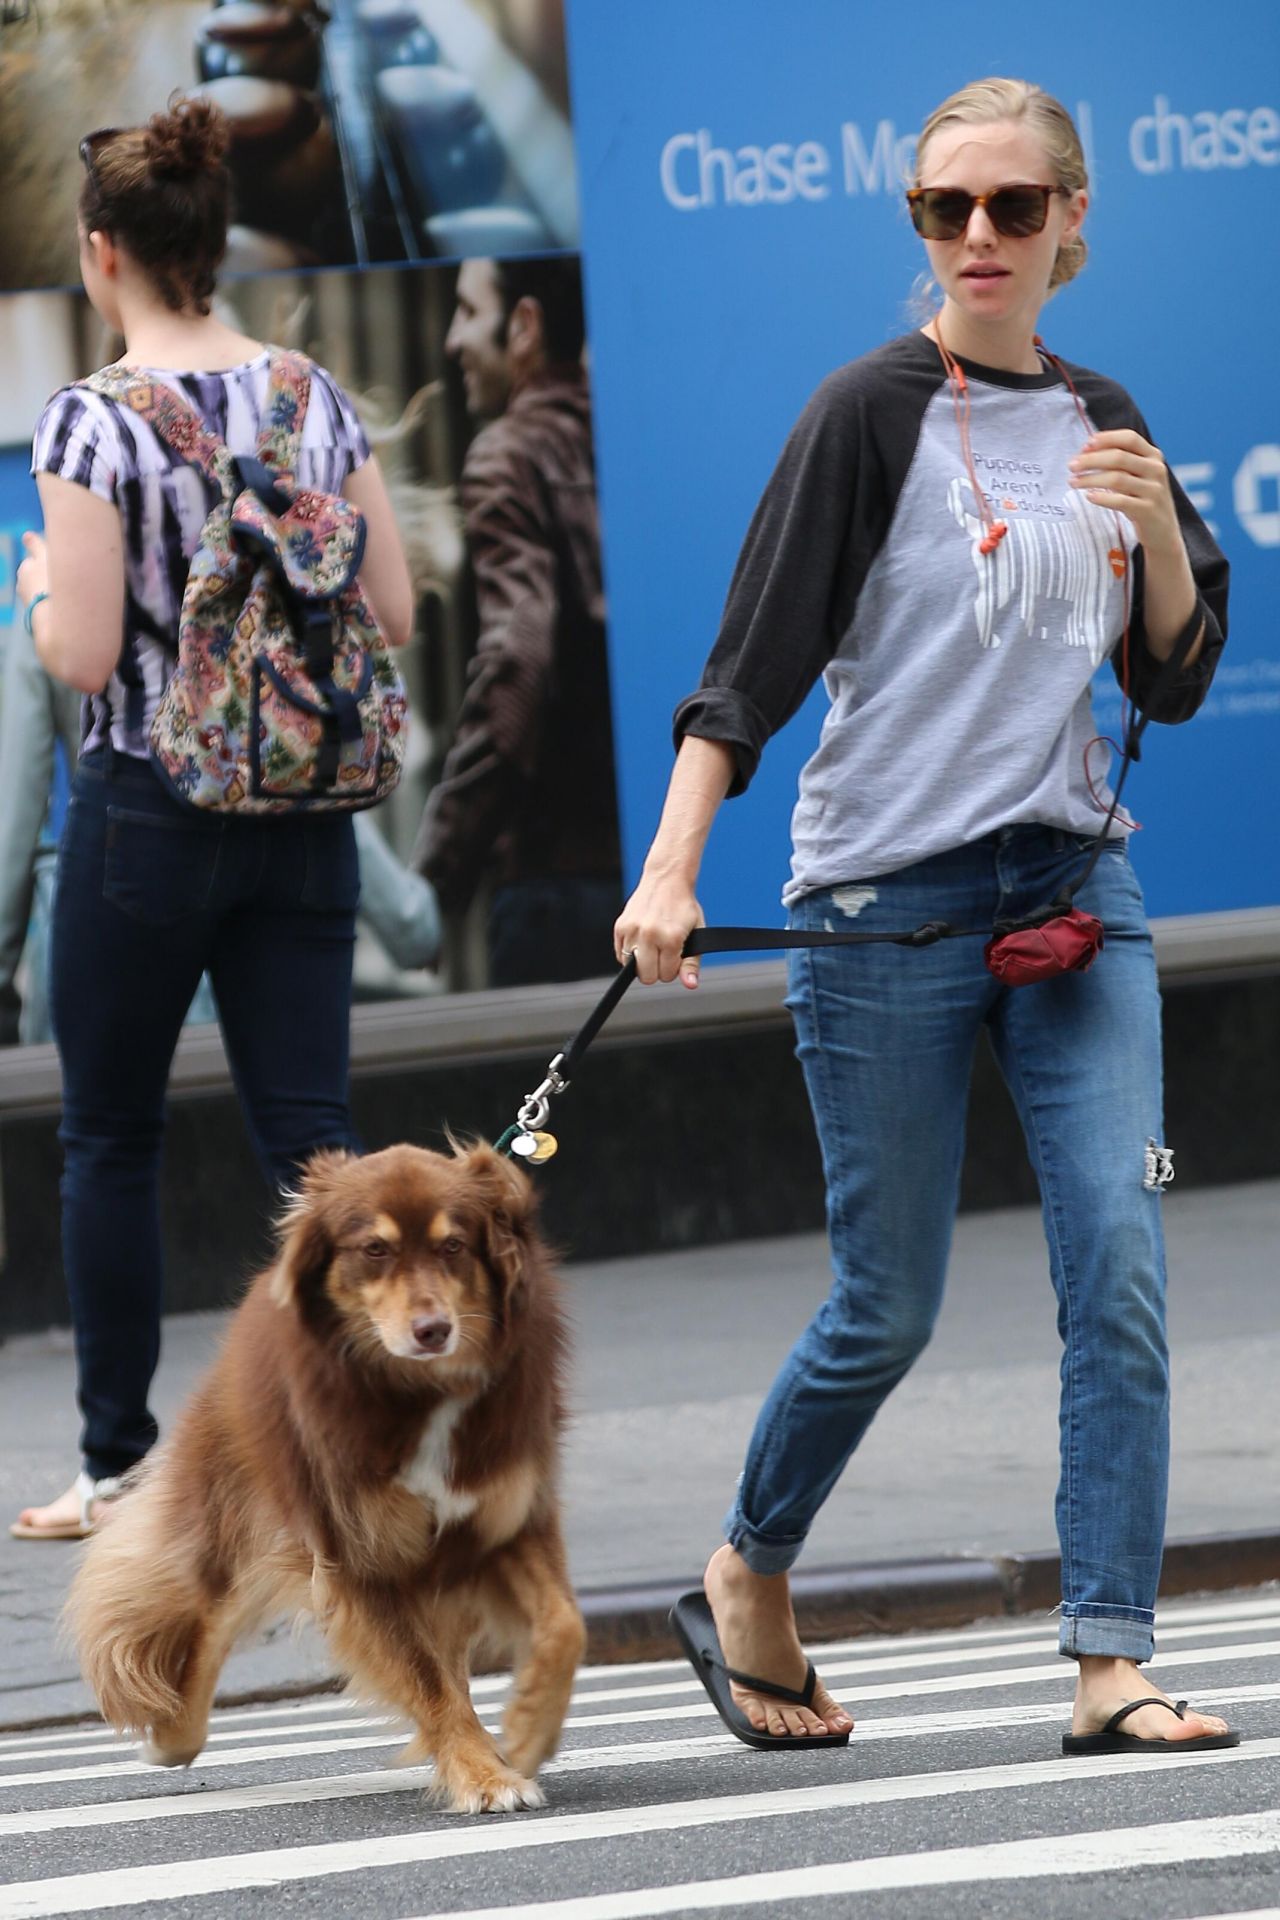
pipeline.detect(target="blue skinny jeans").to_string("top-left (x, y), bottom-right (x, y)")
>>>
top-left (726, 825), bottom-right (1170, 1662)
top-left (50, 751), bottom-right (361, 1482)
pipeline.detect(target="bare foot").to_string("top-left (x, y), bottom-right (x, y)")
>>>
top-left (703, 1543), bottom-right (853, 1739)
top-left (10, 1477), bottom-right (118, 1539)
top-left (1074, 1657), bottom-right (1232, 1742)
top-left (10, 1482), bottom-right (88, 1538)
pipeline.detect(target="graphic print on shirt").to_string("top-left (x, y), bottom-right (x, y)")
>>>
top-left (946, 459), bottom-right (1129, 662)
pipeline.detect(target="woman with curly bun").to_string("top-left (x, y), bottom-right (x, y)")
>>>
top-left (12, 98), bottom-right (413, 1541)
top-left (619, 79), bottom-right (1240, 1757)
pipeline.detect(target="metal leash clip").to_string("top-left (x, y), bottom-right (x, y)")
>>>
top-left (508, 1054), bottom-right (569, 1163)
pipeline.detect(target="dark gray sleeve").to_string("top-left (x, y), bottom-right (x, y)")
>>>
top-left (672, 365), bottom-right (896, 795)
top-left (1067, 367), bottom-right (1227, 723)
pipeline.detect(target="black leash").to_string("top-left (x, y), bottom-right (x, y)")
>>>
top-left (497, 605), bottom-right (1205, 1163)
top-left (493, 917), bottom-right (986, 1160)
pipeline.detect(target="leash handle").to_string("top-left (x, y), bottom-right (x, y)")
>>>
top-left (504, 917), bottom-right (983, 1149)
top-left (682, 921), bottom-right (970, 959)
top-left (564, 918), bottom-right (979, 1078)
top-left (499, 886), bottom-right (1058, 1153)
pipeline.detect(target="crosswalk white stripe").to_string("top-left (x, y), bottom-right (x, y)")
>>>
top-left (854, 1679), bottom-right (1280, 1737)
top-left (0, 1739), bottom-right (730, 1839)
top-left (3, 1673), bottom-right (1275, 1794)
top-left (0, 1716), bottom-right (402, 1768)
top-left (29, 1678), bottom-right (1280, 1803)
top-left (560, 1641), bottom-right (1280, 1729)
top-left (805, 1605), bottom-right (1280, 1666)
top-left (1, 1592), bottom-right (1273, 1758)
top-left (535, 1595), bottom-right (1280, 1685)
top-left (389, 1810), bottom-right (1280, 1920)
top-left (1, 1723), bottom-right (1277, 1845)
top-left (456, 1619), bottom-right (1280, 1712)
top-left (0, 1734), bottom-right (402, 1792)
top-left (785, 1592), bottom-right (1280, 1656)
top-left (0, 1674), bottom-right (513, 1758)
top-left (3, 1630), bottom-right (1271, 1777)
top-left (0, 1745), bottom-right (1275, 1918)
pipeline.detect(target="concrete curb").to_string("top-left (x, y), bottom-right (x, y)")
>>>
top-left (5, 1530), bottom-right (1277, 1735)
top-left (578, 1530), bottom-right (1280, 1665)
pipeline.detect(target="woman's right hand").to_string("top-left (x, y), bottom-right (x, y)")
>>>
top-left (614, 735), bottom-right (734, 990)
top-left (614, 871), bottom-right (705, 989)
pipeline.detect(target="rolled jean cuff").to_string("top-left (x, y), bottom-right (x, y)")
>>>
top-left (1058, 1604), bottom-right (1155, 1663)
top-left (723, 1504), bottom-right (805, 1577)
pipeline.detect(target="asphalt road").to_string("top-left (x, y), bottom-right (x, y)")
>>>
top-left (2, 1590), bottom-right (1277, 1919)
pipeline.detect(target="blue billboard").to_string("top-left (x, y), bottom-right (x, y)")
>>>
top-left (0, 452), bottom-right (37, 644)
top-left (566, 0), bottom-right (1280, 923)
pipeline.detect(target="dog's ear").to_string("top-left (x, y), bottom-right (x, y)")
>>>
top-left (456, 1142), bottom-right (537, 1300)
top-left (268, 1150), bottom-right (352, 1309)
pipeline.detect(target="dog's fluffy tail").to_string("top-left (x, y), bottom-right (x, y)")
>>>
top-left (62, 1464), bottom-right (202, 1733)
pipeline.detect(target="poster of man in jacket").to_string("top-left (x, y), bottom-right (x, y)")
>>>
top-left (411, 255), bottom-right (622, 990)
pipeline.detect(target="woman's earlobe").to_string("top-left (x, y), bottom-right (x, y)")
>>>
top-left (88, 230), bottom-right (117, 279)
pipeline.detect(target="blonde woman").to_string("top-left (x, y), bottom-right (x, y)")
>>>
top-left (618, 78), bottom-right (1238, 1758)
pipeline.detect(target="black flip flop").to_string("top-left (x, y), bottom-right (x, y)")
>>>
top-left (670, 1590), bottom-right (851, 1751)
top-left (1062, 1696), bottom-right (1241, 1756)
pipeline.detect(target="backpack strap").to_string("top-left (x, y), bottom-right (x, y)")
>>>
top-left (255, 348), bottom-right (311, 487)
top-left (78, 365), bottom-right (238, 501)
top-left (81, 351), bottom-right (312, 498)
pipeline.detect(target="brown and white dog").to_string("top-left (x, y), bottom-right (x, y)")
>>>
top-left (65, 1141), bottom-right (585, 1813)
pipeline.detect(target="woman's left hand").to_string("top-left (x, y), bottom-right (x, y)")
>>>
top-left (15, 530), bottom-right (49, 608)
top-left (1068, 430), bottom-right (1182, 555)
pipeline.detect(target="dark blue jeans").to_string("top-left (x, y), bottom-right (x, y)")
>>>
top-left (727, 826), bottom-right (1170, 1662)
top-left (50, 752), bottom-right (360, 1480)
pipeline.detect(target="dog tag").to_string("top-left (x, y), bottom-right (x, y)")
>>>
top-left (509, 1131), bottom-right (539, 1157)
top-left (526, 1131), bottom-right (558, 1164)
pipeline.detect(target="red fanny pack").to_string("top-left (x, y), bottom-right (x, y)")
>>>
top-left (983, 907), bottom-right (1104, 986)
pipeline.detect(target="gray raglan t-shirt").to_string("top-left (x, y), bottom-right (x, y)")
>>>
top-left (673, 330), bottom-right (1227, 906)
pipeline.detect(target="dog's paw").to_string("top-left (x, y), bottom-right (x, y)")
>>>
top-left (139, 1736), bottom-right (202, 1769)
top-left (433, 1764), bottom-right (546, 1814)
top-left (501, 1734), bottom-right (554, 1780)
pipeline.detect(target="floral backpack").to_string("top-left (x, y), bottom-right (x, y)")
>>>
top-left (80, 349), bottom-right (407, 814)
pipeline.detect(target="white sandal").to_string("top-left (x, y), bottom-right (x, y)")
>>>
top-left (9, 1471), bottom-right (123, 1541)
